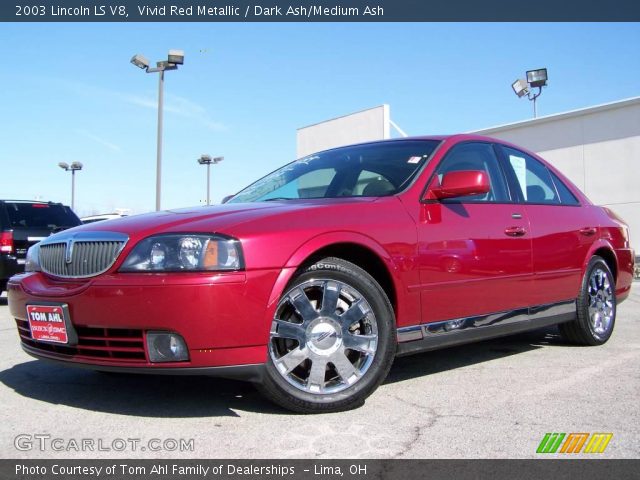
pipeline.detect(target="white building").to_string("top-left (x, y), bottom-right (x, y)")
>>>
top-left (297, 105), bottom-right (391, 159)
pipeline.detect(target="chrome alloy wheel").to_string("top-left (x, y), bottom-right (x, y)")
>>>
top-left (587, 267), bottom-right (614, 336)
top-left (269, 279), bottom-right (378, 395)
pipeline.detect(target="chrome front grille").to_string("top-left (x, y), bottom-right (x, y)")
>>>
top-left (38, 231), bottom-right (128, 278)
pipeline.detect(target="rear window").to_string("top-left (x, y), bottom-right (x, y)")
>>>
top-left (4, 203), bottom-right (81, 229)
top-left (549, 170), bottom-right (580, 205)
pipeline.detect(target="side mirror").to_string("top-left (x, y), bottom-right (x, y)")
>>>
top-left (426, 170), bottom-right (490, 200)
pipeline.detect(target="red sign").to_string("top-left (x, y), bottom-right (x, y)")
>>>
top-left (26, 305), bottom-right (68, 344)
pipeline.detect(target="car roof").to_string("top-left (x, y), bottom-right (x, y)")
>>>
top-left (0, 200), bottom-right (65, 205)
top-left (311, 134), bottom-right (517, 154)
top-left (363, 133), bottom-right (520, 144)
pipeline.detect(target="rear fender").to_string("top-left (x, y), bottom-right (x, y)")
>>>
top-left (583, 239), bottom-right (618, 277)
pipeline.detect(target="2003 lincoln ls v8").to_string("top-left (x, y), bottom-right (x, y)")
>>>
top-left (8, 135), bottom-right (634, 413)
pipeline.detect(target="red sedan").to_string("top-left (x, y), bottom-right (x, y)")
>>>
top-left (8, 135), bottom-right (634, 413)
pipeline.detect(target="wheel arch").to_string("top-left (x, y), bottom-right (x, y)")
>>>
top-left (264, 232), bottom-right (403, 329)
top-left (299, 243), bottom-right (397, 314)
top-left (585, 240), bottom-right (618, 281)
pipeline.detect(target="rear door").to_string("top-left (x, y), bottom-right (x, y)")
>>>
top-left (497, 146), bottom-right (595, 305)
top-left (417, 142), bottom-right (534, 323)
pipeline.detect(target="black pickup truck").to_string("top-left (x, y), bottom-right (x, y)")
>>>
top-left (0, 200), bottom-right (81, 294)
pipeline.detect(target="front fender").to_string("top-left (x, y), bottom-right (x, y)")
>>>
top-left (261, 231), bottom-right (415, 337)
top-left (270, 231), bottom-right (398, 304)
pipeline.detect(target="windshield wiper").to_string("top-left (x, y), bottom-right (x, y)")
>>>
top-left (262, 197), bottom-right (294, 202)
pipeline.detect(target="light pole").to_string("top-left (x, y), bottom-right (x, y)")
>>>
top-left (197, 155), bottom-right (224, 205)
top-left (130, 49), bottom-right (185, 211)
top-left (511, 68), bottom-right (548, 118)
top-left (58, 162), bottom-right (83, 211)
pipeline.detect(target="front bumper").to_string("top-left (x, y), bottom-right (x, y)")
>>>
top-left (21, 343), bottom-right (265, 382)
top-left (8, 269), bottom-right (281, 373)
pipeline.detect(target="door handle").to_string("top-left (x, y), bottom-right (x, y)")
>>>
top-left (504, 226), bottom-right (526, 237)
top-left (579, 227), bottom-right (597, 236)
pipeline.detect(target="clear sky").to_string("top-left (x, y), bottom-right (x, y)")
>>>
top-left (1, 22), bottom-right (639, 216)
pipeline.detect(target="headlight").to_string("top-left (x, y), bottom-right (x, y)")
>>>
top-left (25, 244), bottom-right (41, 272)
top-left (119, 234), bottom-right (243, 272)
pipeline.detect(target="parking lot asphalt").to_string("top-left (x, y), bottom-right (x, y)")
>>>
top-left (0, 286), bottom-right (638, 459)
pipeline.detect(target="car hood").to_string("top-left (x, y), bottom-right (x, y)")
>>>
top-left (61, 199), bottom-right (378, 242)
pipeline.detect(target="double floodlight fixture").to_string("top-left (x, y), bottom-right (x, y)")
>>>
top-left (58, 161), bottom-right (83, 210)
top-left (511, 67), bottom-right (548, 118)
top-left (130, 49), bottom-right (185, 211)
top-left (130, 50), bottom-right (184, 73)
top-left (197, 154), bottom-right (224, 165)
top-left (197, 155), bottom-right (224, 206)
top-left (58, 161), bottom-right (83, 171)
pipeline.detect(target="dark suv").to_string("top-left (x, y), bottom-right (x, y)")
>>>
top-left (0, 200), bottom-right (81, 294)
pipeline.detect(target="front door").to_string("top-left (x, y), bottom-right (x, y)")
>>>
top-left (417, 142), bottom-right (533, 323)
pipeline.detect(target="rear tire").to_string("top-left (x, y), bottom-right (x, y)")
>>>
top-left (258, 257), bottom-right (395, 413)
top-left (560, 256), bottom-right (616, 346)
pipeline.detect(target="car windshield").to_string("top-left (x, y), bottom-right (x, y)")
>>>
top-left (227, 140), bottom-right (441, 203)
top-left (5, 203), bottom-right (81, 229)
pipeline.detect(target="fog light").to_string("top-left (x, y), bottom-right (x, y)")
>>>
top-left (146, 332), bottom-right (189, 362)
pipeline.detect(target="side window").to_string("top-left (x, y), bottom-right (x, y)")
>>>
top-left (502, 147), bottom-right (559, 204)
top-left (549, 170), bottom-right (580, 205)
top-left (434, 142), bottom-right (509, 202)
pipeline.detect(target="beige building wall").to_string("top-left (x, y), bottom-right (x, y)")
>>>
top-left (475, 97), bottom-right (640, 252)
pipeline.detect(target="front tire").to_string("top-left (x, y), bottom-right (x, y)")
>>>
top-left (258, 257), bottom-right (395, 413)
top-left (560, 256), bottom-right (616, 346)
